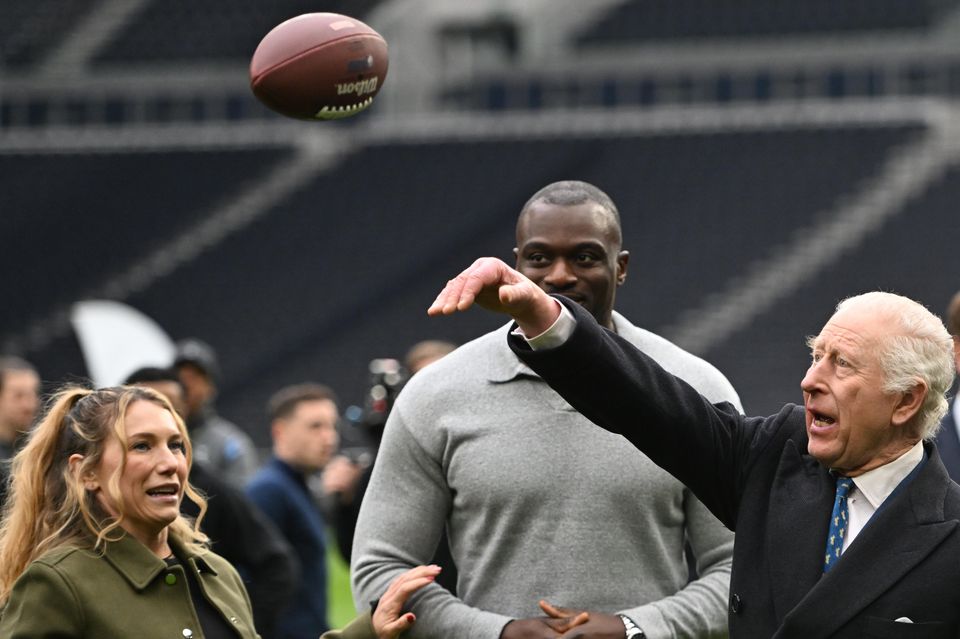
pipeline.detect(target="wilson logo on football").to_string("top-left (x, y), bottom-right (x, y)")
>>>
top-left (336, 77), bottom-right (379, 97)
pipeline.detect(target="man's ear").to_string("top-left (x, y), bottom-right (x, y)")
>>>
top-left (616, 250), bottom-right (630, 286)
top-left (891, 380), bottom-right (927, 430)
top-left (271, 419), bottom-right (286, 449)
top-left (68, 453), bottom-right (98, 491)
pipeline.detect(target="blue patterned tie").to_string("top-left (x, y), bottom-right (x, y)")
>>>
top-left (824, 476), bottom-right (854, 572)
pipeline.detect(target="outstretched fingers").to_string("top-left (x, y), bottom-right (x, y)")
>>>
top-left (428, 257), bottom-right (523, 316)
top-left (428, 259), bottom-right (485, 316)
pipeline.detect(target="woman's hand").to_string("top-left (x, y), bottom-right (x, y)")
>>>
top-left (372, 565), bottom-right (442, 639)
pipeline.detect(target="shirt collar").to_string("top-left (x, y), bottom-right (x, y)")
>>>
top-left (851, 440), bottom-right (924, 509)
top-left (491, 311), bottom-right (628, 384)
top-left (103, 532), bottom-right (216, 591)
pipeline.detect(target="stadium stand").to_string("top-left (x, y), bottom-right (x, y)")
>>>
top-left (0, 148), bottom-right (294, 340)
top-left (575, 0), bottom-right (960, 46)
top-left (709, 160), bottom-right (960, 416)
top-left (93, 0), bottom-right (384, 65)
top-left (1, 0), bottom-right (959, 435)
top-left (0, 123), bottom-right (923, 433)
top-left (0, 0), bottom-right (99, 69)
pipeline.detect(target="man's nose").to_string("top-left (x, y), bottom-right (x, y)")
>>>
top-left (800, 361), bottom-right (824, 395)
top-left (544, 260), bottom-right (576, 287)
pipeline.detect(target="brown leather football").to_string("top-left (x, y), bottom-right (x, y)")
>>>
top-left (250, 13), bottom-right (389, 120)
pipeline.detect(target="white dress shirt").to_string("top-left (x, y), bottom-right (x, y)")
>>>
top-left (843, 440), bottom-right (924, 552)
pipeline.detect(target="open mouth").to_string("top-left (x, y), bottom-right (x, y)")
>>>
top-left (809, 411), bottom-right (836, 427)
top-left (146, 485), bottom-right (179, 499)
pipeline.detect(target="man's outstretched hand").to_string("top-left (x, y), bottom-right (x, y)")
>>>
top-left (427, 257), bottom-right (560, 337)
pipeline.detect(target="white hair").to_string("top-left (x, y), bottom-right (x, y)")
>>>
top-left (835, 292), bottom-right (955, 439)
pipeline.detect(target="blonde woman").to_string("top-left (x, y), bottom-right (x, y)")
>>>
top-left (0, 385), bottom-right (260, 637)
top-left (0, 385), bottom-right (437, 639)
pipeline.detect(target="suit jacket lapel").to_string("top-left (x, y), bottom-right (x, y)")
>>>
top-left (777, 445), bottom-right (958, 638)
top-left (767, 440), bottom-right (834, 622)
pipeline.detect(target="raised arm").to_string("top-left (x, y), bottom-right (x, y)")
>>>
top-left (428, 258), bottom-right (768, 530)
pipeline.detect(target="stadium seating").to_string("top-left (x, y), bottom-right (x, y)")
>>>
top-left (93, 0), bottom-right (383, 65)
top-left (0, 148), bottom-right (293, 339)
top-left (709, 160), bottom-right (960, 416)
top-left (0, 0), bottom-right (99, 69)
top-left (575, 0), bottom-right (960, 46)
top-left (96, 124), bottom-right (925, 426)
top-left (2, 1), bottom-right (958, 433)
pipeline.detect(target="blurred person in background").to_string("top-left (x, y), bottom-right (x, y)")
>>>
top-left (324, 358), bottom-right (407, 564)
top-left (125, 366), bottom-right (298, 639)
top-left (404, 340), bottom-right (457, 376)
top-left (935, 291), bottom-right (960, 482)
top-left (0, 356), bottom-right (41, 510)
top-left (246, 383), bottom-right (341, 639)
top-left (174, 338), bottom-right (260, 486)
top-left (0, 356), bottom-right (40, 461)
top-left (0, 385), bottom-right (259, 637)
top-left (352, 181), bottom-right (740, 639)
top-left (326, 343), bottom-right (458, 592)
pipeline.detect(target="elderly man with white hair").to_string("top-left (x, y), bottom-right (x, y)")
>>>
top-left (428, 257), bottom-right (960, 639)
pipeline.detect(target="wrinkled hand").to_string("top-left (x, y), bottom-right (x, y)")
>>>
top-left (321, 455), bottom-right (363, 504)
top-left (540, 601), bottom-right (628, 639)
top-left (500, 610), bottom-right (591, 639)
top-left (372, 565), bottom-right (442, 639)
top-left (427, 258), bottom-right (559, 336)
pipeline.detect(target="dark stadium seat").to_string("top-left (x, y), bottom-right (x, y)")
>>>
top-left (93, 0), bottom-right (384, 65)
top-left (575, 0), bottom-right (960, 46)
top-left (0, 0), bottom-right (99, 69)
top-left (707, 161), bottom-right (960, 416)
top-left (0, 148), bottom-right (294, 337)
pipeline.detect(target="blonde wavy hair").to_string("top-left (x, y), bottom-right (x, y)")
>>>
top-left (0, 385), bottom-right (208, 605)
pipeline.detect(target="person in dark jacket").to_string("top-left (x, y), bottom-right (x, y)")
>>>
top-left (427, 257), bottom-right (960, 637)
top-left (174, 338), bottom-right (260, 486)
top-left (247, 383), bottom-right (340, 639)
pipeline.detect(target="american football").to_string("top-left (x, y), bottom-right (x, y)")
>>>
top-left (250, 12), bottom-right (389, 120)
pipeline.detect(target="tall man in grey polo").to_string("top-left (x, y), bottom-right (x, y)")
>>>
top-left (353, 181), bottom-right (740, 639)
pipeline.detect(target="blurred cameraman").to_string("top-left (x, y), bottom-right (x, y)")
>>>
top-left (324, 342), bottom-right (455, 581)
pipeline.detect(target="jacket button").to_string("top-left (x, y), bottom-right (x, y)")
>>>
top-left (182, 630), bottom-right (193, 638)
top-left (730, 593), bottom-right (742, 614)
top-left (165, 574), bottom-right (177, 585)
